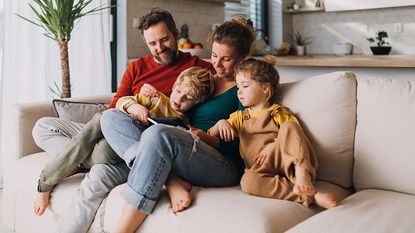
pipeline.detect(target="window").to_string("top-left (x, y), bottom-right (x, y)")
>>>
top-left (224, 0), bottom-right (268, 42)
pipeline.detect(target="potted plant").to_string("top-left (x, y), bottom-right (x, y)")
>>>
top-left (367, 30), bottom-right (392, 55)
top-left (17, 0), bottom-right (114, 98)
top-left (290, 31), bottom-right (311, 56)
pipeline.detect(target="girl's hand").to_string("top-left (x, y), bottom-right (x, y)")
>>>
top-left (254, 143), bottom-right (275, 165)
top-left (127, 103), bottom-right (150, 124)
top-left (216, 120), bottom-right (235, 142)
top-left (140, 83), bottom-right (158, 97)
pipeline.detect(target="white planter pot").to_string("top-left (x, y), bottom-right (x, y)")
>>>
top-left (296, 45), bottom-right (305, 56)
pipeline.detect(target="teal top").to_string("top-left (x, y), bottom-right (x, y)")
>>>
top-left (189, 86), bottom-right (244, 173)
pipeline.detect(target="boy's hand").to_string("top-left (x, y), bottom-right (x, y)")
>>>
top-left (188, 125), bottom-right (220, 149)
top-left (254, 143), bottom-right (275, 165)
top-left (140, 83), bottom-right (158, 97)
top-left (127, 103), bottom-right (150, 124)
top-left (217, 120), bottom-right (235, 142)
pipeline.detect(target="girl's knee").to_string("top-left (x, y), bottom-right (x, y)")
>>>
top-left (240, 171), bottom-right (259, 195)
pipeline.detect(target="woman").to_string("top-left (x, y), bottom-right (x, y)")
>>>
top-left (100, 17), bottom-right (256, 232)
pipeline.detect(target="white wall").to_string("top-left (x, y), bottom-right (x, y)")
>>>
top-left (292, 6), bottom-right (415, 55)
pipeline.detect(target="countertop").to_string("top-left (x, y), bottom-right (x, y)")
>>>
top-left (274, 54), bottom-right (415, 68)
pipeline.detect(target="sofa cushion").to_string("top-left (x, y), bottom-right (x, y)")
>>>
top-left (101, 185), bottom-right (318, 233)
top-left (286, 189), bottom-right (415, 233)
top-left (280, 72), bottom-right (357, 188)
top-left (52, 99), bottom-right (108, 124)
top-left (354, 77), bottom-right (415, 194)
top-left (11, 152), bottom-right (85, 215)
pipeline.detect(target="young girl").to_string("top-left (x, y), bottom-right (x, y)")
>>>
top-left (209, 57), bottom-right (337, 209)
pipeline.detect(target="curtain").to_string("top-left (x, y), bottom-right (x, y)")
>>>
top-left (0, 0), bottom-right (112, 186)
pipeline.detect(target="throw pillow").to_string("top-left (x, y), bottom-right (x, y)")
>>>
top-left (52, 99), bottom-right (108, 124)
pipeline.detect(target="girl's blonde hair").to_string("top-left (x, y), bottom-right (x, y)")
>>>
top-left (174, 67), bottom-right (215, 104)
top-left (235, 55), bottom-right (280, 103)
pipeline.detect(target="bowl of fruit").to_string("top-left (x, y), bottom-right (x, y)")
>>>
top-left (177, 24), bottom-right (204, 57)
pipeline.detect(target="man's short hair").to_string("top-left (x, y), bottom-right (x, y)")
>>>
top-left (137, 7), bottom-right (176, 35)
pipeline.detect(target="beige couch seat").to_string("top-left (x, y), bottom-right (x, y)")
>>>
top-left (3, 71), bottom-right (414, 233)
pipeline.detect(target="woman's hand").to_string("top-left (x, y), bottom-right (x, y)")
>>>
top-left (126, 103), bottom-right (150, 124)
top-left (140, 83), bottom-right (158, 97)
top-left (216, 120), bottom-right (235, 142)
top-left (254, 143), bottom-right (275, 165)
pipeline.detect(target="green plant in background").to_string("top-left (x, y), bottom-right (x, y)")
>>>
top-left (290, 31), bottom-right (312, 46)
top-left (16, 0), bottom-right (114, 98)
top-left (367, 30), bottom-right (390, 47)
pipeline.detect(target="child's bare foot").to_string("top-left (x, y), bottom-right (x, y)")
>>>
top-left (314, 192), bottom-right (337, 209)
top-left (293, 166), bottom-right (316, 196)
top-left (166, 176), bottom-right (192, 213)
top-left (33, 191), bottom-right (51, 216)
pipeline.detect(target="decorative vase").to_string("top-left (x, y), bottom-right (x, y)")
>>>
top-left (370, 46), bottom-right (391, 55)
top-left (296, 45), bottom-right (305, 56)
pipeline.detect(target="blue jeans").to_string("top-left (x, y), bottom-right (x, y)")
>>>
top-left (100, 109), bottom-right (241, 214)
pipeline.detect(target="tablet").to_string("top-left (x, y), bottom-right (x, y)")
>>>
top-left (148, 117), bottom-right (188, 129)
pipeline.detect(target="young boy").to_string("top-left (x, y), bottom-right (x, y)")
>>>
top-left (34, 66), bottom-right (214, 215)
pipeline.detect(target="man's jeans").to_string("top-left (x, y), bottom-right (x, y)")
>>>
top-left (100, 109), bottom-right (241, 214)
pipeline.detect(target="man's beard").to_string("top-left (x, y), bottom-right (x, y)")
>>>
top-left (154, 47), bottom-right (178, 66)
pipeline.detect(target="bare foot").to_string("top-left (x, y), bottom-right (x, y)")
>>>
top-left (293, 166), bottom-right (316, 196)
top-left (33, 191), bottom-right (51, 216)
top-left (314, 192), bottom-right (337, 209)
top-left (166, 176), bottom-right (192, 213)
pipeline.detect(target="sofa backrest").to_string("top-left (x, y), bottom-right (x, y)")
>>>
top-left (280, 72), bottom-right (357, 189)
top-left (353, 77), bottom-right (415, 195)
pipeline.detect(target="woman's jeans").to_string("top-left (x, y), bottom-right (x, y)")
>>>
top-left (100, 109), bottom-right (241, 214)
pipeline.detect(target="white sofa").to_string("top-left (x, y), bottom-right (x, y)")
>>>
top-left (2, 71), bottom-right (415, 233)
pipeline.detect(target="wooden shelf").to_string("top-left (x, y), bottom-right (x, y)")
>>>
top-left (283, 7), bottom-right (325, 14)
top-left (274, 55), bottom-right (415, 68)
top-left (188, 0), bottom-right (240, 3)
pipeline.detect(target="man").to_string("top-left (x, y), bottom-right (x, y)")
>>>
top-left (31, 7), bottom-right (213, 233)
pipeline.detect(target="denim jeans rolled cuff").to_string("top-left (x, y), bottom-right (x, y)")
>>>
top-left (121, 184), bottom-right (157, 215)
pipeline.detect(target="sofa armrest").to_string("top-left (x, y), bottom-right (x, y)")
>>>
top-left (1, 94), bottom-right (114, 174)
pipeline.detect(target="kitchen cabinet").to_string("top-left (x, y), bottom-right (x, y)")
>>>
top-left (325, 0), bottom-right (415, 11)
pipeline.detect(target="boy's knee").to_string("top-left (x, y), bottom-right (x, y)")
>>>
top-left (32, 117), bottom-right (57, 141)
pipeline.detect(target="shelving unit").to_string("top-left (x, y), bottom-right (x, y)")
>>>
top-left (283, 7), bottom-right (325, 14)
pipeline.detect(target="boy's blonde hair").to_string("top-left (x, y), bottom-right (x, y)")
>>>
top-left (235, 55), bottom-right (280, 103)
top-left (173, 66), bottom-right (215, 104)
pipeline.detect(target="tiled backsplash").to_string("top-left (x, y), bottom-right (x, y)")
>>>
top-left (293, 6), bottom-right (415, 55)
top-left (127, 0), bottom-right (224, 59)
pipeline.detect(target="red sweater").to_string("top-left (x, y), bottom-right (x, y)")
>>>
top-left (109, 51), bottom-right (214, 108)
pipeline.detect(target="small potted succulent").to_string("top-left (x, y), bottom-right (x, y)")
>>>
top-left (367, 31), bottom-right (392, 55)
top-left (290, 31), bottom-right (311, 56)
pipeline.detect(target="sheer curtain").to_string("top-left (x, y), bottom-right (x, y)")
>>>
top-left (0, 0), bottom-right (112, 186)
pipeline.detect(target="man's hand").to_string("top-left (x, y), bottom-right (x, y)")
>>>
top-left (254, 143), bottom-right (275, 165)
top-left (126, 103), bottom-right (150, 124)
top-left (140, 83), bottom-right (158, 97)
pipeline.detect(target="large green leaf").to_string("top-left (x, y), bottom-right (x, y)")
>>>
top-left (16, 0), bottom-right (116, 42)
